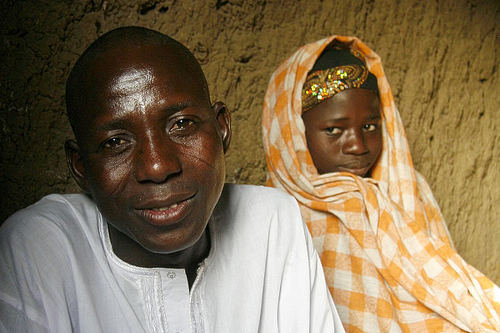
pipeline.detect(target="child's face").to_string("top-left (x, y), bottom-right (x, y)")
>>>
top-left (302, 88), bottom-right (382, 177)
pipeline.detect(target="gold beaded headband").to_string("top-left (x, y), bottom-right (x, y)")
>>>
top-left (302, 64), bottom-right (369, 112)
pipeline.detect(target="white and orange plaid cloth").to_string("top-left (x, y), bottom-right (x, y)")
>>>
top-left (262, 35), bottom-right (500, 332)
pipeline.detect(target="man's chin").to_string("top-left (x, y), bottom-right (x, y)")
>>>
top-left (139, 229), bottom-right (207, 256)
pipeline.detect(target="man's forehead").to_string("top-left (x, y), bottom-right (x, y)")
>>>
top-left (91, 44), bottom-right (176, 74)
top-left (75, 50), bottom-right (209, 126)
top-left (67, 29), bottom-right (211, 140)
top-left (86, 43), bottom-right (203, 88)
top-left (110, 68), bottom-right (154, 96)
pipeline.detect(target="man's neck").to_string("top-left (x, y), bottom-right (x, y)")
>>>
top-left (108, 225), bottom-right (210, 288)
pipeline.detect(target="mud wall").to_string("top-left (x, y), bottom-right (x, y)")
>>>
top-left (1, 0), bottom-right (498, 283)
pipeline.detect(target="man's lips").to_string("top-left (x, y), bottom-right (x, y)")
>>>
top-left (134, 193), bottom-right (196, 227)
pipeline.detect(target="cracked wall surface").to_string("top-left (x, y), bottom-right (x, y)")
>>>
top-left (1, 0), bottom-right (498, 283)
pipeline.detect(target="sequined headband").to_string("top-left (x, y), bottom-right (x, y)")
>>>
top-left (302, 64), bottom-right (369, 112)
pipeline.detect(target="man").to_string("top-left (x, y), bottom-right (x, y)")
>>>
top-left (0, 27), bottom-right (343, 332)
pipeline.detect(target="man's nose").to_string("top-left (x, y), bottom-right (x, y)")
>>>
top-left (134, 134), bottom-right (181, 183)
top-left (342, 129), bottom-right (368, 155)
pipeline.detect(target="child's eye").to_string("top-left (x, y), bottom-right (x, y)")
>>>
top-left (363, 124), bottom-right (377, 132)
top-left (325, 127), bottom-right (342, 135)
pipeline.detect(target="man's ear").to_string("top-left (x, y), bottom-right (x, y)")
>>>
top-left (212, 101), bottom-right (231, 153)
top-left (64, 139), bottom-right (89, 193)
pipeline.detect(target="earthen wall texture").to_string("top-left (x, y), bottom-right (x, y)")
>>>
top-left (1, 0), bottom-right (498, 282)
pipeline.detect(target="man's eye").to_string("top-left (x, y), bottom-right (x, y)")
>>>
top-left (325, 127), bottom-right (342, 135)
top-left (363, 124), bottom-right (377, 132)
top-left (103, 137), bottom-right (127, 149)
top-left (171, 119), bottom-right (196, 132)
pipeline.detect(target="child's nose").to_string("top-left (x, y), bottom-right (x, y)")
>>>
top-left (342, 129), bottom-right (368, 155)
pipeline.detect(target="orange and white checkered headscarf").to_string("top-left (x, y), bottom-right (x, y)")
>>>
top-left (262, 35), bottom-right (500, 332)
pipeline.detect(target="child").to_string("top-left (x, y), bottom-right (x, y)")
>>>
top-left (262, 36), bottom-right (499, 332)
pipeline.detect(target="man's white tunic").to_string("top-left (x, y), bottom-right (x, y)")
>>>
top-left (0, 184), bottom-right (344, 332)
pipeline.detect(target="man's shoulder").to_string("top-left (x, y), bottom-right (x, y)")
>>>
top-left (1, 193), bottom-right (98, 241)
top-left (220, 183), bottom-right (297, 207)
top-left (214, 184), bottom-right (304, 236)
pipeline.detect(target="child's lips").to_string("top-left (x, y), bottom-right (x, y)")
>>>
top-left (338, 164), bottom-right (371, 177)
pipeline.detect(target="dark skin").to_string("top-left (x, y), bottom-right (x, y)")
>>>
top-left (302, 88), bottom-right (382, 177)
top-left (65, 40), bottom-right (231, 288)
